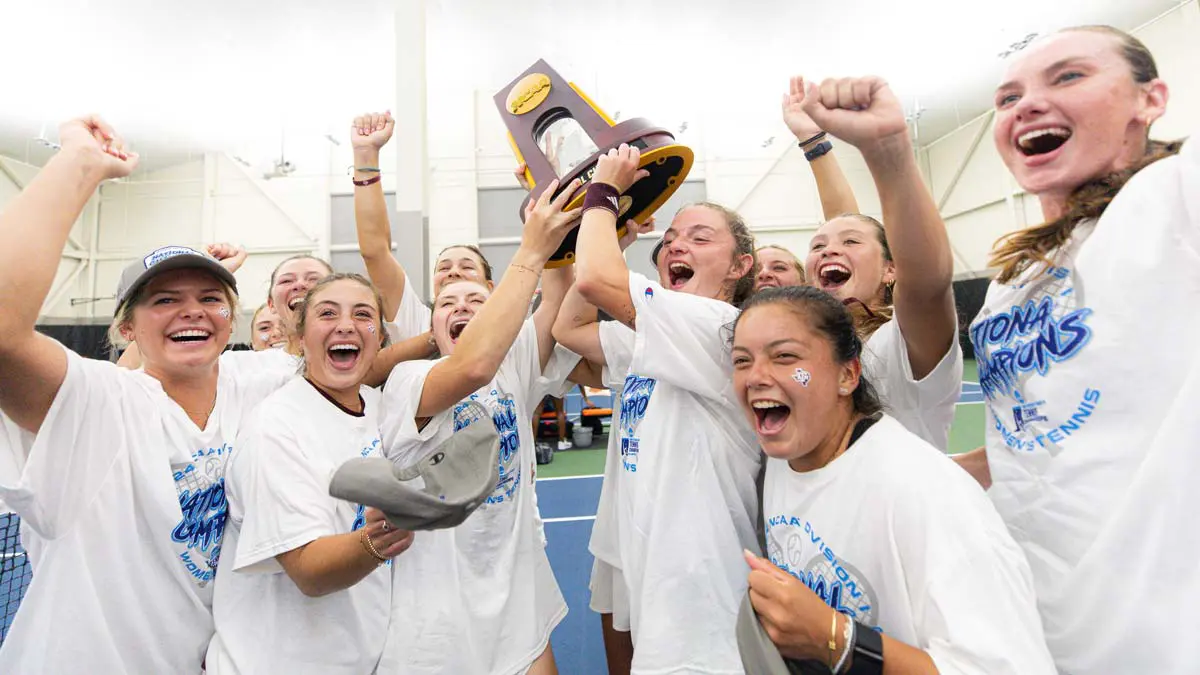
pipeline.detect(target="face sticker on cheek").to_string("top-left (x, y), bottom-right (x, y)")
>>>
top-left (792, 367), bottom-right (811, 387)
top-left (258, 332), bottom-right (270, 344)
top-left (367, 323), bottom-right (376, 334)
top-left (217, 306), bottom-right (231, 319)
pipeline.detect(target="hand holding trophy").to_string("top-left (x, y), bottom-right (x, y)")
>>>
top-left (495, 60), bottom-right (693, 267)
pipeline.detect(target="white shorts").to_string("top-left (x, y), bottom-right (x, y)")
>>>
top-left (589, 558), bottom-right (630, 631)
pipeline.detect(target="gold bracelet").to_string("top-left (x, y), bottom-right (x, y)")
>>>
top-left (510, 263), bottom-right (542, 276)
top-left (828, 611), bottom-right (840, 669)
top-left (360, 529), bottom-right (388, 564)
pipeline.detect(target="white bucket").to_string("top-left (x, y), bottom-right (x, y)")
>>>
top-left (572, 427), bottom-right (593, 448)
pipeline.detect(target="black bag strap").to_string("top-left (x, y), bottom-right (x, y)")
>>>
top-left (754, 452), bottom-right (769, 556)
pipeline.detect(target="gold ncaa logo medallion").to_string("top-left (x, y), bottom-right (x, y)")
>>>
top-left (506, 73), bottom-right (552, 115)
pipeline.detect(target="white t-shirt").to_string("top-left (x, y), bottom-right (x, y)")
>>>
top-left (588, 320), bottom-right (636, 570)
top-left (0, 346), bottom-right (288, 674)
top-left (587, 321), bottom-right (636, 629)
top-left (384, 271), bottom-right (433, 343)
top-left (618, 272), bottom-right (762, 674)
top-left (971, 135), bottom-right (1200, 675)
top-left (862, 312), bottom-right (962, 451)
top-left (763, 414), bottom-right (1055, 674)
top-left (206, 378), bottom-right (391, 675)
top-left (218, 347), bottom-right (300, 378)
top-left (376, 319), bottom-right (575, 675)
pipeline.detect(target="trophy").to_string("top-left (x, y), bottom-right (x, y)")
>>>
top-left (495, 59), bottom-right (693, 267)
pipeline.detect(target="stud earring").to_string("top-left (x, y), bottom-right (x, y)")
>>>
top-left (838, 387), bottom-right (849, 396)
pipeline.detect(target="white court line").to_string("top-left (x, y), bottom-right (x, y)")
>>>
top-left (0, 551), bottom-right (25, 559)
top-left (537, 474), bottom-right (602, 482)
top-left (963, 381), bottom-right (980, 386)
top-left (544, 515), bottom-right (597, 523)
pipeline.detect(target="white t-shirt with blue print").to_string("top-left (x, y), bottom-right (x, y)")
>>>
top-left (205, 378), bottom-right (390, 675)
top-left (587, 320), bottom-right (637, 629)
top-left (0, 345), bottom-right (288, 674)
top-left (763, 414), bottom-right (1055, 675)
top-left (973, 135), bottom-right (1200, 675)
top-left (376, 319), bottom-right (578, 675)
top-left (618, 272), bottom-right (761, 675)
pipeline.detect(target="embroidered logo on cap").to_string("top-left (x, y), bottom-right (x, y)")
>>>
top-left (143, 246), bottom-right (205, 269)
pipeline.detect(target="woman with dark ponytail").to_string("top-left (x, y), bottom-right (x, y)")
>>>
top-left (960, 25), bottom-right (1196, 674)
top-left (733, 286), bottom-right (1054, 675)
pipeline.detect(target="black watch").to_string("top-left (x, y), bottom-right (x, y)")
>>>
top-left (804, 140), bottom-right (833, 162)
top-left (846, 622), bottom-right (884, 675)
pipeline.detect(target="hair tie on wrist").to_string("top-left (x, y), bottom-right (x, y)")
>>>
top-left (353, 175), bottom-right (382, 187)
top-left (798, 131), bottom-right (827, 147)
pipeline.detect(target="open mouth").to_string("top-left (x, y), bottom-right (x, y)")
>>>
top-left (818, 263), bottom-right (852, 291)
top-left (288, 296), bottom-right (304, 310)
top-left (751, 399), bottom-right (791, 436)
top-left (1016, 127), bottom-right (1071, 157)
top-left (448, 318), bottom-right (470, 344)
top-left (327, 343), bottom-right (361, 370)
top-left (270, 340), bottom-right (288, 349)
top-left (668, 262), bottom-right (694, 290)
top-left (169, 329), bottom-right (212, 345)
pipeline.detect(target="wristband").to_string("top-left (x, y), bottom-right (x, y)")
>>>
top-left (846, 621), bottom-right (884, 675)
top-left (355, 166), bottom-right (381, 173)
top-left (804, 140), bottom-right (834, 162)
top-left (353, 175), bottom-right (382, 187)
top-left (798, 131), bottom-right (827, 147)
top-left (583, 182), bottom-right (621, 217)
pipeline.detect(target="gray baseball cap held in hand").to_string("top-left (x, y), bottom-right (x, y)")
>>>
top-left (736, 591), bottom-right (829, 675)
top-left (329, 400), bottom-right (501, 531)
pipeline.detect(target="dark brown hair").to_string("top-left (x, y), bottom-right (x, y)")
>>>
top-left (732, 285), bottom-right (884, 416)
top-left (989, 25), bottom-right (1183, 283)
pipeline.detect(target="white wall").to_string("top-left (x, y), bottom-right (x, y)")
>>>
top-left (67, 141), bottom-right (340, 339)
top-left (0, 155), bottom-right (97, 320)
